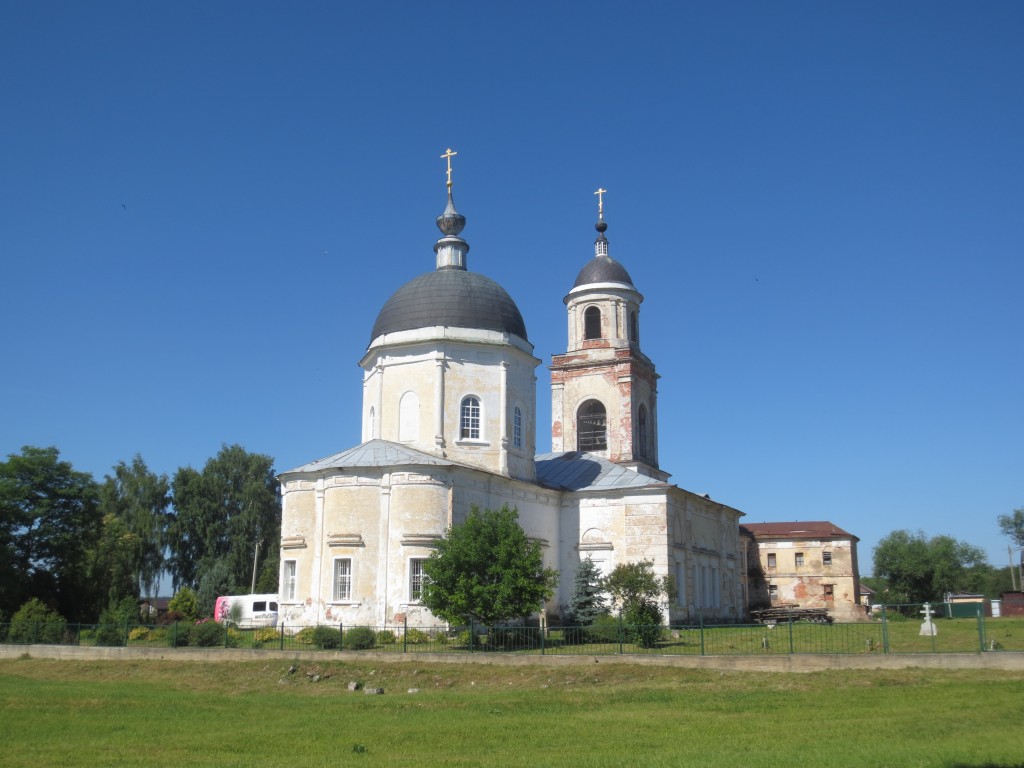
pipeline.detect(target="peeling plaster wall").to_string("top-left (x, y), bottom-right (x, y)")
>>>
top-left (758, 538), bottom-right (862, 619)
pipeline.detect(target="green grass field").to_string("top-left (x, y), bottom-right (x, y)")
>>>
top-left (1, 657), bottom-right (1022, 767)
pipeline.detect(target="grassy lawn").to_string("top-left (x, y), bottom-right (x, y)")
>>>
top-left (1, 657), bottom-right (1022, 767)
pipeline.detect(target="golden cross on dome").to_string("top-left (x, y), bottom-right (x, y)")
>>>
top-left (594, 187), bottom-right (607, 218)
top-left (440, 148), bottom-right (458, 189)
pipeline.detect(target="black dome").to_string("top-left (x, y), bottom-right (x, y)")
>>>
top-left (573, 254), bottom-right (634, 288)
top-left (371, 269), bottom-right (529, 343)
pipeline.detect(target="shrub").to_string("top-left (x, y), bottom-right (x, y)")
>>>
top-left (623, 602), bottom-right (663, 649)
top-left (156, 610), bottom-right (184, 626)
top-left (312, 625), bottom-right (342, 649)
top-left (587, 614), bottom-right (622, 644)
top-left (167, 623), bottom-right (191, 647)
top-left (376, 630), bottom-right (396, 645)
top-left (128, 627), bottom-right (151, 642)
top-left (489, 627), bottom-right (541, 651)
top-left (190, 620), bottom-right (236, 648)
top-left (455, 630), bottom-right (482, 649)
top-left (294, 627), bottom-right (318, 646)
top-left (252, 627), bottom-right (280, 648)
top-left (404, 628), bottom-right (431, 645)
top-left (9, 599), bottom-right (66, 645)
top-left (343, 626), bottom-right (376, 650)
top-left (434, 632), bottom-right (448, 646)
top-left (167, 588), bottom-right (199, 623)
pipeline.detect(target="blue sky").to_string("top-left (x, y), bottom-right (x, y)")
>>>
top-left (2, 2), bottom-right (1021, 575)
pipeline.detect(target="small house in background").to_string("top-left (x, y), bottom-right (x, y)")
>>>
top-left (138, 597), bottom-right (171, 621)
top-left (743, 521), bottom-right (862, 621)
top-left (943, 593), bottom-right (987, 618)
top-left (859, 583), bottom-right (876, 609)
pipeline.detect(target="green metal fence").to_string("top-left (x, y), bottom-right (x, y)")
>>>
top-left (2, 608), bottom-right (1021, 656)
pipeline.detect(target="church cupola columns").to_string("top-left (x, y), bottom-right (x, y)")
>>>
top-left (550, 190), bottom-right (667, 479)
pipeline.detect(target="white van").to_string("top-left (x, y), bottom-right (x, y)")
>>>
top-left (214, 594), bottom-right (279, 628)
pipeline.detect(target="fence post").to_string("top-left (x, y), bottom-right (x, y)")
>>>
top-left (279, 623), bottom-right (285, 651)
top-left (224, 622), bottom-right (229, 648)
top-left (881, 606), bottom-right (890, 654)
top-left (618, 611), bottom-right (624, 655)
top-left (788, 613), bottom-right (795, 654)
top-left (124, 623), bottom-right (130, 647)
top-left (699, 612), bottom-right (705, 656)
top-left (403, 614), bottom-right (408, 654)
top-left (173, 622), bottom-right (177, 648)
top-left (339, 623), bottom-right (344, 652)
top-left (470, 620), bottom-right (475, 653)
top-left (540, 622), bottom-right (545, 656)
top-left (977, 606), bottom-right (985, 653)
top-left (34, 620), bottom-right (39, 644)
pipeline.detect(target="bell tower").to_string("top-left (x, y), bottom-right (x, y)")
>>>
top-left (550, 191), bottom-right (666, 479)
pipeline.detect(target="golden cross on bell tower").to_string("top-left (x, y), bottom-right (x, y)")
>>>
top-left (594, 187), bottom-right (607, 218)
top-left (440, 148), bottom-right (458, 189)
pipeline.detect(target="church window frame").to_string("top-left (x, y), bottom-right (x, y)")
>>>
top-left (332, 557), bottom-right (352, 602)
top-left (513, 405), bottom-right (523, 449)
top-left (409, 558), bottom-right (427, 602)
top-left (583, 306), bottom-right (602, 340)
top-left (460, 396), bottom-right (482, 440)
top-left (628, 310), bottom-right (639, 344)
top-left (576, 399), bottom-right (607, 452)
top-left (282, 560), bottom-right (297, 602)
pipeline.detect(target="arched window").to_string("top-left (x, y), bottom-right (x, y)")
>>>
top-left (399, 391), bottom-right (419, 442)
top-left (629, 310), bottom-right (639, 344)
top-left (577, 399), bottom-right (607, 451)
top-left (513, 405), bottom-right (523, 449)
top-left (460, 396), bottom-right (481, 439)
top-left (583, 306), bottom-right (602, 340)
top-left (637, 404), bottom-right (648, 458)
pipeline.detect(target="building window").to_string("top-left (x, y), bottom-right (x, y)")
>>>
top-left (513, 406), bottom-right (522, 449)
top-left (577, 399), bottom-right (607, 451)
top-left (333, 558), bottom-right (352, 601)
top-left (637, 404), bottom-right (648, 459)
top-left (410, 558), bottom-right (426, 602)
top-left (823, 584), bottom-right (835, 601)
top-left (822, 551), bottom-right (832, 566)
top-left (460, 396), bottom-right (480, 439)
top-left (794, 552), bottom-right (804, 567)
top-left (283, 560), bottom-right (296, 601)
top-left (768, 584), bottom-right (778, 601)
top-left (629, 310), bottom-right (639, 344)
top-left (767, 553), bottom-right (776, 569)
top-left (584, 306), bottom-right (602, 340)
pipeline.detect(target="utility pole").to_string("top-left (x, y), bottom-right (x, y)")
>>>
top-left (251, 539), bottom-right (262, 594)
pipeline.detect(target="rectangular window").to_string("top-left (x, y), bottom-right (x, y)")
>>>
top-left (460, 398), bottom-right (480, 439)
top-left (822, 551), bottom-right (832, 566)
top-left (410, 558), bottom-right (426, 602)
top-left (283, 560), bottom-right (297, 601)
top-left (513, 406), bottom-right (523, 449)
top-left (333, 558), bottom-right (352, 601)
top-left (823, 584), bottom-right (835, 601)
top-left (767, 553), bottom-right (777, 568)
top-left (794, 552), bottom-right (804, 567)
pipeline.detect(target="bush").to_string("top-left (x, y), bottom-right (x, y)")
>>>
top-left (403, 628), bottom-right (431, 645)
top-left (455, 630), bottom-right (482, 649)
top-left (343, 626), bottom-right (376, 650)
top-left (312, 625), bottom-right (342, 649)
top-left (623, 601), bottom-right (663, 649)
top-left (128, 627), bottom-right (151, 642)
top-left (294, 627), bottom-right (318, 646)
top-left (489, 627), bottom-right (542, 651)
top-left (587, 614), bottom-right (622, 644)
top-left (156, 610), bottom-right (184, 626)
top-left (376, 630), bottom-right (396, 645)
top-left (167, 588), bottom-right (199, 623)
top-left (8, 599), bottom-right (66, 645)
top-left (167, 623), bottom-right (191, 647)
top-left (252, 627), bottom-right (280, 648)
top-left (190, 620), bottom-right (235, 648)
top-left (94, 622), bottom-right (127, 647)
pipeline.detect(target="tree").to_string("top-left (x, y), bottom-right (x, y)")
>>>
top-left (997, 507), bottom-right (1024, 548)
top-left (872, 529), bottom-right (988, 604)
top-left (97, 456), bottom-right (170, 600)
top-left (0, 447), bottom-right (101, 622)
top-left (421, 505), bottom-right (557, 627)
top-left (564, 557), bottom-right (608, 626)
top-left (604, 560), bottom-right (673, 648)
top-left (166, 445), bottom-right (280, 594)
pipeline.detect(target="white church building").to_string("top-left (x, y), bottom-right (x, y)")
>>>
top-left (277, 164), bottom-right (746, 629)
